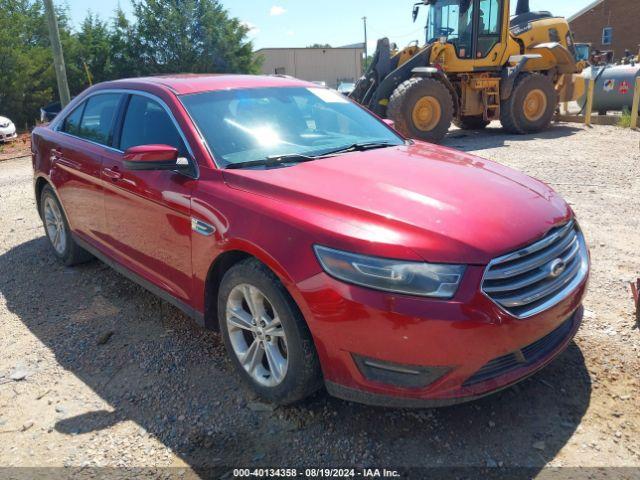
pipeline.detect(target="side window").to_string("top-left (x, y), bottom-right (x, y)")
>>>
top-left (119, 95), bottom-right (187, 156)
top-left (455, 0), bottom-right (475, 59)
top-left (477, 0), bottom-right (501, 58)
top-left (479, 0), bottom-right (500, 35)
top-left (77, 94), bottom-right (122, 145)
top-left (62, 104), bottom-right (84, 136)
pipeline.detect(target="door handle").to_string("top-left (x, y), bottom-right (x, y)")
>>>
top-left (50, 148), bottom-right (62, 162)
top-left (103, 166), bottom-right (123, 181)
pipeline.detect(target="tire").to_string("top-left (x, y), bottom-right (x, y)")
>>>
top-left (500, 73), bottom-right (557, 134)
top-left (387, 77), bottom-right (454, 144)
top-left (453, 116), bottom-right (490, 130)
top-left (39, 185), bottom-right (92, 266)
top-left (218, 259), bottom-right (322, 405)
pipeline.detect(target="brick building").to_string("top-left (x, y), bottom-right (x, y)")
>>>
top-left (568, 0), bottom-right (640, 59)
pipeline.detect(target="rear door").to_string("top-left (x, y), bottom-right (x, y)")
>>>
top-left (50, 93), bottom-right (124, 246)
top-left (101, 93), bottom-right (196, 304)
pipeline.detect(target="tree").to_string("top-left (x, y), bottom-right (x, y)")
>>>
top-left (131, 0), bottom-right (260, 75)
top-left (307, 43), bottom-right (332, 49)
top-left (0, 0), bottom-right (55, 129)
top-left (109, 7), bottom-right (140, 80)
top-left (363, 54), bottom-right (374, 71)
top-left (74, 13), bottom-right (114, 86)
top-left (0, 0), bottom-right (261, 129)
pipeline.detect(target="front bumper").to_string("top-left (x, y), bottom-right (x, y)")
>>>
top-left (296, 265), bottom-right (588, 407)
top-left (0, 128), bottom-right (17, 142)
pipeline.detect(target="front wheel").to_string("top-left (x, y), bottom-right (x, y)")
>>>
top-left (387, 77), bottom-right (454, 144)
top-left (218, 259), bottom-right (322, 405)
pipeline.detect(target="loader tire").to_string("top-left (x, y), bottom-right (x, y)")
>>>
top-left (387, 77), bottom-right (454, 144)
top-left (453, 116), bottom-right (490, 130)
top-left (500, 73), bottom-right (557, 134)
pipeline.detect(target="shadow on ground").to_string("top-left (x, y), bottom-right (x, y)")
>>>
top-left (443, 123), bottom-right (582, 152)
top-left (0, 237), bottom-right (592, 477)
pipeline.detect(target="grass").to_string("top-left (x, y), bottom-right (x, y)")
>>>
top-left (618, 107), bottom-right (632, 128)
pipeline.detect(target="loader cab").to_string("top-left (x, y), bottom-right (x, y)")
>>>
top-left (574, 43), bottom-right (591, 63)
top-left (419, 0), bottom-right (504, 60)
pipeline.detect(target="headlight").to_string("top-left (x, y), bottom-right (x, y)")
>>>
top-left (314, 245), bottom-right (465, 298)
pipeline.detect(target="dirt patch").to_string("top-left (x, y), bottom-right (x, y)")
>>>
top-left (0, 122), bottom-right (638, 476)
top-left (0, 134), bottom-right (31, 162)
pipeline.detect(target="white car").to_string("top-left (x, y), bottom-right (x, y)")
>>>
top-left (0, 116), bottom-right (17, 142)
top-left (337, 82), bottom-right (356, 96)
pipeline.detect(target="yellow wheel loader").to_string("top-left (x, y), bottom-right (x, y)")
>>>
top-left (350, 0), bottom-right (586, 143)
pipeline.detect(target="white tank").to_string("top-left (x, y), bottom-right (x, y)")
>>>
top-left (578, 64), bottom-right (640, 113)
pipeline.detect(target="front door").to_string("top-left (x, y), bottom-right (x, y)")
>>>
top-left (101, 93), bottom-right (196, 304)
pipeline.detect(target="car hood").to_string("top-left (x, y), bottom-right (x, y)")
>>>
top-left (222, 142), bottom-right (571, 265)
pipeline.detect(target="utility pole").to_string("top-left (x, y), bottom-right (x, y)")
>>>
top-left (43, 0), bottom-right (71, 107)
top-left (362, 16), bottom-right (368, 73)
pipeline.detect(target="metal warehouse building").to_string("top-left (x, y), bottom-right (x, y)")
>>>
top-left (255, 45), bottom-right (365, 88)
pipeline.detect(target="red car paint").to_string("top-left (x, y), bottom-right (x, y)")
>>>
top-left (32, 75), bottom-right (589, 406)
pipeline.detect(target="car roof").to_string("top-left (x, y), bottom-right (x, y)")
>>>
top-left (101, 74), bottom-right (319, 95)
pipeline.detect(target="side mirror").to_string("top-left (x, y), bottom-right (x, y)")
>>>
top-left (412, 4), bottom-right (420, 22)
top-left (383, 118), bottom-right (396, 129)
top-left (123, 145), bottom-right (185, 171)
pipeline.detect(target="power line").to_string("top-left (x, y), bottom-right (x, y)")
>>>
top-left (367, 25), bottom-right (425, 40)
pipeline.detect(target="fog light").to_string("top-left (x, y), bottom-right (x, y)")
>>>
top-left (353, 355), bottom-right (450, 389)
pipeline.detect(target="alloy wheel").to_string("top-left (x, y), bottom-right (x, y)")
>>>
top-left (226, 284), bottom-right (288, 387)
top-left (43, 196), bottom-right (67, 255)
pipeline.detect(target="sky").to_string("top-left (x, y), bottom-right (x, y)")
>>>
top-left (63, 0), bottom-right (593, 54)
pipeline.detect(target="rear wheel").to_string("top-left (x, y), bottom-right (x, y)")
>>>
top-left (453, 116), bottom-right (490, 130)
top-left (218, 259), bottom-right (322, 405)
top-left (40, 185), bottom-right (92, 266)
top-left (387, 77), bottom-right (454, 144)
top-left (500, 73), bottom-right (557, 134)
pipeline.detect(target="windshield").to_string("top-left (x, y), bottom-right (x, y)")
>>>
top-left (181, 87), bottom-right (403, 167)
top-left (426, 0), bottom-right (501, 59)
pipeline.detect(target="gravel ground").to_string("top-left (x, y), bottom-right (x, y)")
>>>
top-left (0, 122), bottom-right (639, 478)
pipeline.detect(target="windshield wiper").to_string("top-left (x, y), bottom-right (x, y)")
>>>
top-left (225, 142), bottom-right (399, 170)
top-left (225, 153), bottom-right (318, 170)
top-left (319, 141), bottom-right (398, 156)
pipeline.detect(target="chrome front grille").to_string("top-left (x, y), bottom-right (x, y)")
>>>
top-left (482, 220), bottom-right (589, 318)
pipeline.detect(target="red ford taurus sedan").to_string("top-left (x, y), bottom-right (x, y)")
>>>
top-left (31, 75), bottom-right (589, 406)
